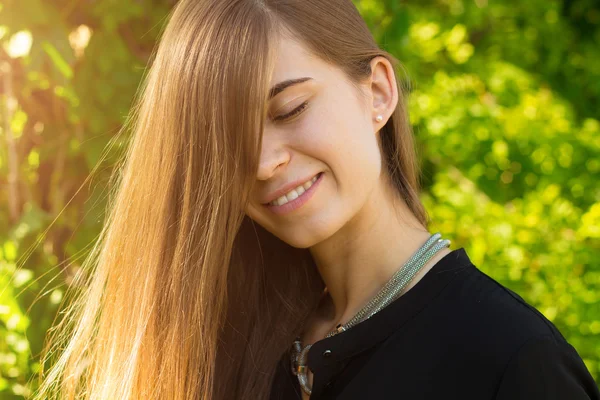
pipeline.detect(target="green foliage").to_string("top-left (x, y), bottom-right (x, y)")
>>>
top-left (0, 0), bottom-right (598, 397)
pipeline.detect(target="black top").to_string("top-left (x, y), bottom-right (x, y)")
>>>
top-left (269, 247), bottom-right (600, 399)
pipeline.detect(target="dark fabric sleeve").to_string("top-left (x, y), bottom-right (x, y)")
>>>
top-left (494, 335), bottom-right (600, 400)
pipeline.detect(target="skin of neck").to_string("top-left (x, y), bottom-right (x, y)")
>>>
top-left (307, 171), bottom-right (451, 338)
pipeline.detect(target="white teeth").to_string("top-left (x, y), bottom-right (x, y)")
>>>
top-left (287, 190), bottom-right (299, 201)
top-left (269, 173), bottom-right (320, 206)
top-left (274, 195), bottom-right (287, 206)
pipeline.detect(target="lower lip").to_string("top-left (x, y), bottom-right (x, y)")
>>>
top-left (264, 172), bottom-right (324, 216)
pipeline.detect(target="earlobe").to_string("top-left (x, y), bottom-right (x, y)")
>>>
top-left (368, 56), bottom-right (398, 127)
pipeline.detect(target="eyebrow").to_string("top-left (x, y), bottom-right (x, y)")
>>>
top-left (268, 77), bottom-right (313, 100)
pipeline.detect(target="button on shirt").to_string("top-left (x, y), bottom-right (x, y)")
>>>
top-left (269, 248), bottom-right (600, 399)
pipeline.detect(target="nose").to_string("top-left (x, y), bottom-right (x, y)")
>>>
top-left (256, 133), bottom-right (291, 181)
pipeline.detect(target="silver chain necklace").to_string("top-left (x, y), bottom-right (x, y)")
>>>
top-left (290, 233), bottom-right (451, 396)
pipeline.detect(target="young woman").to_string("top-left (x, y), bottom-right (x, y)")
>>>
top-left (35, 0), bottom-right (599, 399)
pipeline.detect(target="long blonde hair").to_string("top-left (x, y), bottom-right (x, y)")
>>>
top-left (34, 0), bottom-right (428, 398)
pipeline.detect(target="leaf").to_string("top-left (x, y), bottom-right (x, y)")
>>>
top-left (41, 40), bottom-right (73, 78)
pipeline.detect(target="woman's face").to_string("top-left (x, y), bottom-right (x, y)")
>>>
top-left (245, 35), bottom-right (388, 248)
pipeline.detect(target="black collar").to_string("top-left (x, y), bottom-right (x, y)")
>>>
top-left (305, 247), bottom-right (475, 373)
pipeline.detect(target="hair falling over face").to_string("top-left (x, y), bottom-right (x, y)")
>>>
top-left (33, 0), bottom-right (428, 399)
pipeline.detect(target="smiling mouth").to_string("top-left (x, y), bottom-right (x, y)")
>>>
top-left (266, 172), bottom-right (322, 207)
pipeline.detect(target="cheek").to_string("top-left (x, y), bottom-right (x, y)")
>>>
top-left (295, 100), bottom-right (360, 161)
top-left (306, 107), bottom-right (379, 184)
top-left (245, 202), bottom-right (269, 225)
top-left (296, 124), bottom-right (381, 229)
top-left (244, 204), bottom-right (259, 224)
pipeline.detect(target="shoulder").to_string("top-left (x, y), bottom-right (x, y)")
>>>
top-left (446, 263), bottom-right (567, 346)
top-left (439, 265), bottom-right (600, 398)
top-left (493, 334), bottom-right (600, 399)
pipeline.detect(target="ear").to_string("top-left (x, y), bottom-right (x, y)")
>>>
top-left (366, 56), bottom-right (399, 132)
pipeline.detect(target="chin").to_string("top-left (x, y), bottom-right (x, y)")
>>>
top-left (276, 232), bottom-right (321, 249)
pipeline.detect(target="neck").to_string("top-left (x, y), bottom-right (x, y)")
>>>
top-left (307, 186), bottom-right (450, 338)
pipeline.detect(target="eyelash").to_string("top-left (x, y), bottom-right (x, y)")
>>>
top-left (273, 101), bottom-right (309, 122)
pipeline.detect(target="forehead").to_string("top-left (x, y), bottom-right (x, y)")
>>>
top-left (269, 35), bottom-right (329, 86)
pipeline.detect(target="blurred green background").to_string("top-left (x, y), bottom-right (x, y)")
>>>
top-left (0, 0), bottom-right (599, 397)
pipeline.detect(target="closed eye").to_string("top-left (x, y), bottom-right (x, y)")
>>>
top-left (273, 101), bottom-right (309, 122)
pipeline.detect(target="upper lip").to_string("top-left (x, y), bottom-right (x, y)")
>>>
top-left (261, 173), bottom-right (320, 204)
